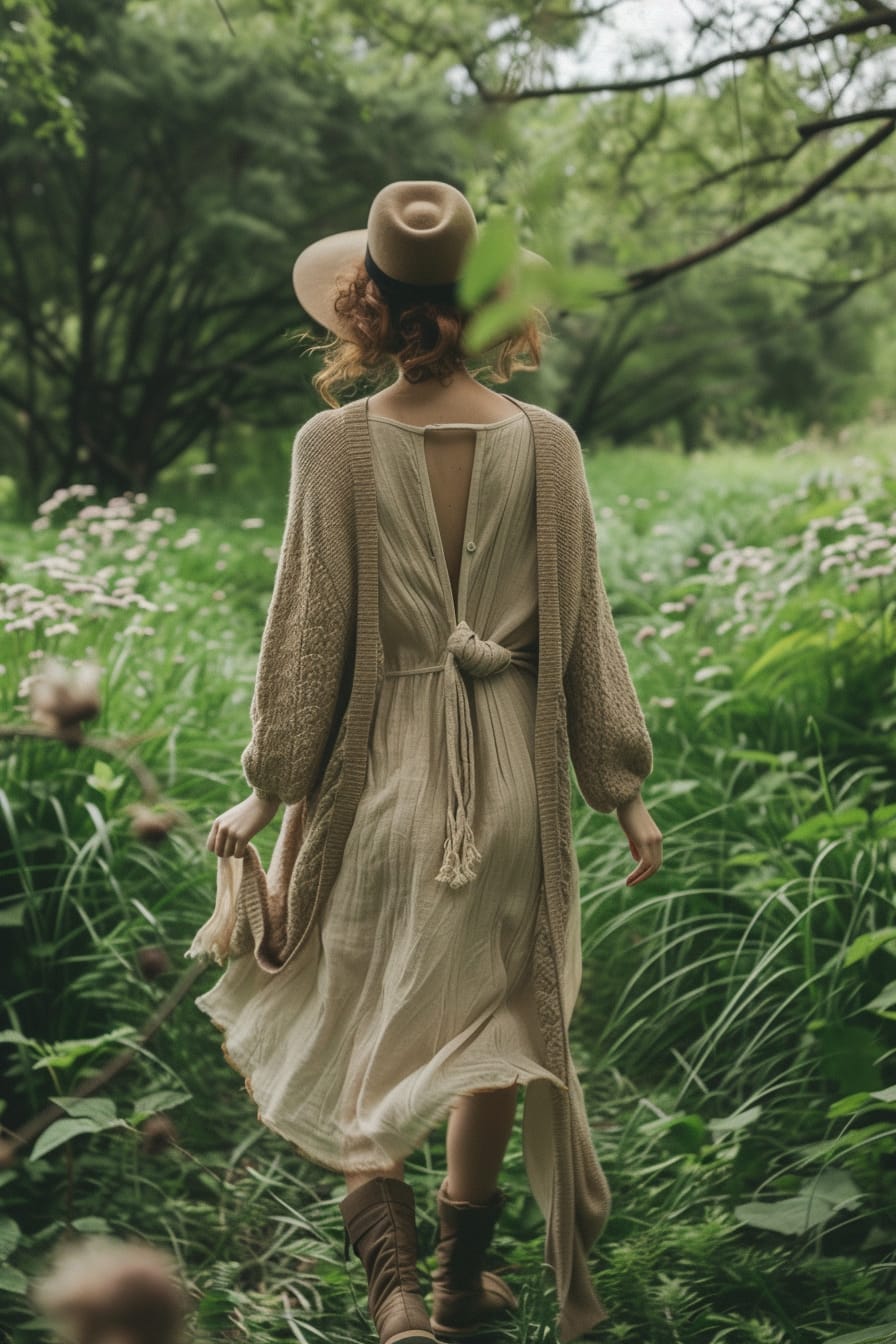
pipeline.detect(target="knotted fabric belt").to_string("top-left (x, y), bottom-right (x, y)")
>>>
top-left (384, 619), bottom-right (538, 890)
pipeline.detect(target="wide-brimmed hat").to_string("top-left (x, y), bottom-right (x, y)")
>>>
top-left (292, 179), bottom-right (547, 346)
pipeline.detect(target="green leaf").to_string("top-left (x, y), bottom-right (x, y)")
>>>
top-left (87, 760), bottom-right (124, 793)
top-left (665, 1113), bottom-right (707, 1154)
top-left (0, 1264), bottom-right (28, 1295)
top-left (741, 628), bottom-right (821, 683)
top-left (29, 1117), bottom-right (100, 1162)
top-left (49, 1096), bottom-right (119, 1126)
top-left (0, 902), bottom-right (26, 928)
top-left (549, 262), bottom-right (627, 304)
top-left (734, 1168), bottom-right (862, 1235)
top-left (822, 1328), bottom-right (896, 1344)
top-left (0, 1217), bottom-right (20, 1262)
top-left (457, 215), bottom-right (519, 308)
top-left (130, 1089), bottom-right (191, 1124)
top-left (0, 1030), bottom-right (36, 1049)
top-left (866, 982), bottom-right (896, 1015)
top-left (844, 930), bottom-right (896, 967)
top-left (828, 1092), bottom-right (873, 1118)
top-left (71, 1216), bottom-right (112, 1234)
top-left (727, 748), bottom-right (791, 767)
top-left (31, 1026), bottom-right (134, 1070)
top-left (463, 294), bottom-right (533, 353)
top-left (784, 808), bottom-right (870, 843)
top-left (708, 1105), bottom-right (762, 1135)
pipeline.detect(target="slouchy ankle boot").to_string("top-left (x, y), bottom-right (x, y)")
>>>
top-left (429, 1178), bottom-right (519, 1338)
top-left (340, 1176), bottom-right (438, 1344)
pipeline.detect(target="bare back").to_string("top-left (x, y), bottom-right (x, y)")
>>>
top-left (368, 381), bottom-right (519, 613)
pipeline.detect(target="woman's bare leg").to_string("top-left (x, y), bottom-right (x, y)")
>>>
top-left (344, 1158), bottom-right (405, 1194)
top-left (445, 1083), bottom-right (519, 1203)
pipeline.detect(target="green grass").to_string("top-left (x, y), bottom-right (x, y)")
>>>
top-left (1, 415), bottom-right (895, 1343)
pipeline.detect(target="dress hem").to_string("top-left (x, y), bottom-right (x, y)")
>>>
top-left (199, 996), bottom-right (568, 1177)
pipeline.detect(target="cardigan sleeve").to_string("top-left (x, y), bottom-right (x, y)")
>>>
top-left (240, 415), bottom-right (354, 807)
top-left (563, 442), bottom-right (654, 814)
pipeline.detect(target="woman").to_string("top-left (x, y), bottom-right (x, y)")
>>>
top-left (189, 180), bottom-right (663, 1344)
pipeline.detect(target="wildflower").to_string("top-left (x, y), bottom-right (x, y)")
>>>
top-left (127, 804), bottom-right (179, 844)
top-left (240, 517), bottom-right (264, 529)
top-left (31, 1235), bottom-right (189, 1344)
top-left (140, 1114), bottom-right (177, 1156)
top-left (29, 658), bottom-right (101, 740)
top-left (136, 946), bottom-right (171, 981)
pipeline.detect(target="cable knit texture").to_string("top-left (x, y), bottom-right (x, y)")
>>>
top-left (186, 393), bottom-right (653, 1343)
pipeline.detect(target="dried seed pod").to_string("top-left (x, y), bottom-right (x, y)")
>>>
top-left (29, 657), bottom-right (102, 734)
top-left (136, 946), bottom-right (171, 980)
top-left (139, 1114), bottom-right (177, 1156)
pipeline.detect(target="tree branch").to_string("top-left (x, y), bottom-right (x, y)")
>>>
top-left (797, 106), bottom-right (896, 138)
top-left (471, 6), bottom-right (896, 102)
top-left (624, 115), bottom-right (896, 292)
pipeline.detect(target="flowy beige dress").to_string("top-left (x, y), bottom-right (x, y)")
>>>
top-left (194, 407), bottom-right (579, 1172)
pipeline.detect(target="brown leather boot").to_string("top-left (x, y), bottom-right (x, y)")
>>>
top-left (428, 1177), bottom-right (519, 1338)
top-left (340, 1175), bottom-right (439, 1344)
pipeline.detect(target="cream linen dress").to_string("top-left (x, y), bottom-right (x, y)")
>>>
top-left (194, 407), bottom-right (575, 1172)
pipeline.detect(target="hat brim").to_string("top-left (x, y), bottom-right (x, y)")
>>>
top-left (292, 229), bottom-right (549, 351)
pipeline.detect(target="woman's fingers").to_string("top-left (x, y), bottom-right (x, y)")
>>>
top-left (206, 817), bottom-right (249, 859)
top-left (626, 858), bottom-right (658, 887)
top-left (207, 794), bottom-right (277, 859)
top-left (624, 830), bottom-right (663, 886)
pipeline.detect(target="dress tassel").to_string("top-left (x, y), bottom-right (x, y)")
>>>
top-left (434, 648), bottom-right (482, 888)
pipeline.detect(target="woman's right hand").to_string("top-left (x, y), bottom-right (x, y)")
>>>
top-left (206, 793), bottom-right (280, 859)
top-left (615, 794), bottom-right (663, 887)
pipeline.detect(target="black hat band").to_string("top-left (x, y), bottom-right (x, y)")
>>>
top-left (364, 245), bottom-right (460, 309)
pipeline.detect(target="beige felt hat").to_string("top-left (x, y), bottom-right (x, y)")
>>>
top-left (292, 180), bottom-right (547, 344)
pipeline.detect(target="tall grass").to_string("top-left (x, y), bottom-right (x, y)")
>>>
top-left (1, 419), bottom-right (894, 1343)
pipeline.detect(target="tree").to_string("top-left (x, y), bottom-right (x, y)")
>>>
top-left (0, 1), bottom-right (466, 504)
top-left (331, 0), bottom-right (896, 289)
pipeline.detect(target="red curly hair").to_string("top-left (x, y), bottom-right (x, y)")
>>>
top-left (293, 261), bottom-right (549, 408)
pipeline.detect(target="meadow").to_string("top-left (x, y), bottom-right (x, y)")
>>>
top-left (1, 416), bottom-right (895, 1344)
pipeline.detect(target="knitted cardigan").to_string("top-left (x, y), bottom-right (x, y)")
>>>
top-left (187, 393), bottom-right (654, 1343)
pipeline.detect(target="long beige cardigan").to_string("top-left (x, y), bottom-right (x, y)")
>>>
top-left (188, 393), bottom-right (654, 1342)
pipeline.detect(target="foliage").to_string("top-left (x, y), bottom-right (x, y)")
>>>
top-left (1, 1), bottom-right (895, 510)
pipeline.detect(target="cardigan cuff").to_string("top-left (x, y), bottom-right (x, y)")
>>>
top-left (252, 785), bottom-right (281, 805)
top-left (614, 786), bottom-right (643, 811)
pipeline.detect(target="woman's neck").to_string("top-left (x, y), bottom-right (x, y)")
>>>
top-left (388, 366), bottom-right (478, 401)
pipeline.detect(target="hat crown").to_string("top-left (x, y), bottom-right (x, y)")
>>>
top-left (366, 181), bottom-right (478, 287)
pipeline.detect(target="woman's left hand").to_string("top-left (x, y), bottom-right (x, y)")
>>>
top-left (206, 793), bottom-right (280, 859)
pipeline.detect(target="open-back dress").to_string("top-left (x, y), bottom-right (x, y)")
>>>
top-left (194, 405), bottom-right (580, 1172)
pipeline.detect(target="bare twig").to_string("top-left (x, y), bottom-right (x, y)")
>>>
top-left (797, 107), bottom-right (896, 138)
top-left (471, 6), bottom-right (896, 101)
top-left (624, 116), bottom-right (896, 291)
top-left (212, 0), bottom-right (235, 37)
